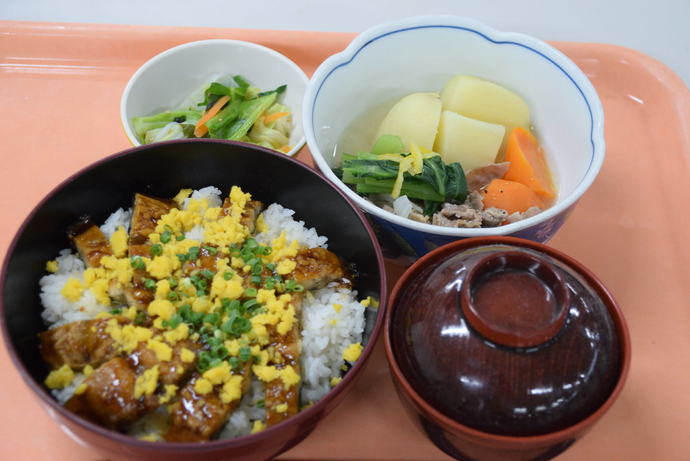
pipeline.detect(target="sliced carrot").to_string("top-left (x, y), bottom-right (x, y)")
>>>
top-left (503, 127), bottom-right (556, 201)
top-left (263, 111), bottom-right (290, 124)
top-left (278, 145), bottom-right (291, 153)
top-left (482, 178), bottom-right (544, 215)
top-left (194, 95), bottom-right (231, 137)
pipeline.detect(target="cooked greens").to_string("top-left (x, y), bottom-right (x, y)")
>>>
top-left (337, 135), bottom-right (468, 216)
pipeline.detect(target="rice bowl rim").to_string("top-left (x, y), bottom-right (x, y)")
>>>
top-left (0, 138), bottom-right (388, 451)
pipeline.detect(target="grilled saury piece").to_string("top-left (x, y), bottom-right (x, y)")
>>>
top-left (164, 362), bottom-right (252, 442)
top-left (39, 317), bottom-right (125, 371)
top-left (68, 216), bottom-right (113, 268)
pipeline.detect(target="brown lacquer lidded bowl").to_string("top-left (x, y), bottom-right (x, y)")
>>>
top-left (384, 236), bottom-right (630, 461)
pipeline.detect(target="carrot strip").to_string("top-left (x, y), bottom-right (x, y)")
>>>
top-left (194, 95), bottom-right (231, 138)
top-left (263, 111), bottom-right (290, 124)
top-left (278, 145), bottom-right (291, 153)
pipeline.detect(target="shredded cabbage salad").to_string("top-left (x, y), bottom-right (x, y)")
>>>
top-left (132, 75), bottom-right (293, 154)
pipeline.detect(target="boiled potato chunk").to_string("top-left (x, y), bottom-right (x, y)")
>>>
top-left (440, 75), bottom-right (530, 137)
top-left (376, 92), bottom-right (441, 151)
top-left (433, 110), bottom-right (505, 172)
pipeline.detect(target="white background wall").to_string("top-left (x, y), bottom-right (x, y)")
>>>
top-left (1, 0), bottom-right (688, 86)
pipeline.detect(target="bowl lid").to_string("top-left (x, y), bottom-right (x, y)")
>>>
top-left (389, 240), bottom-right (624, 436)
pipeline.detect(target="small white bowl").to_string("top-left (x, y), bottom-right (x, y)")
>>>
top-left (121, 39), bottom-right (308, 156)
top-left (303, 16), bottom-right (605, 259)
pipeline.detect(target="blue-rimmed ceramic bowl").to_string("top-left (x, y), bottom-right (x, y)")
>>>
top-left (303, 16), bottom-right (605, 263)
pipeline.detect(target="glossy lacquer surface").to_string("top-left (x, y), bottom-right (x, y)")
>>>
top-left (391, 243), bottom-right (621, 436)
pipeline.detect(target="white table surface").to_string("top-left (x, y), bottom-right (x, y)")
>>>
top-left (2, 0), bottom-right (689, 87)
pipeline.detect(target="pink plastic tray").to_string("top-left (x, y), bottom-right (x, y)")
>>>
top-left (0, 21), bottom-right (688, 460)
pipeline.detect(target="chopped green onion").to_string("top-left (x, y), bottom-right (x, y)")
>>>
top-left (134, 311), bottom-right (147, 325)
top-left (167, 277), bottom-right (178, 288)
top-left (200, 269), bottom-right (215, 279)
top-left (176, 234), bottom-right (185, 241)
top-left (188, 246), bottom-right (200, 260)
top-left (255, 399), bottom-right (265, 408)
top-left (244, 287), bottom-right (257, 298)
top-left (150, 244), bottom-right (163, 256)
top-left (265, 263), bottom-right (276, 272)
top-left (130, 256), bottom-right (145, 270)
top-left (251, 275), bottom-right (262, 284)
top-left (177, 253), bottom-right (188, 263)
top-left (223, 271), bottom-right (233, 280)
top-left (203, 245), bottom-right (218, 255)
top-left (109, 308), bottom-right (122, 315)
top-left (160, 229), bottom-right (172, 244)
top-left (229, 356), bottom-right (240, 370)
top-left (143, 278), bottom-right (156, 290)
top-left (167, 291), bottom-right (179, 302)
top-left (239, 346), bottom-right (252, 362)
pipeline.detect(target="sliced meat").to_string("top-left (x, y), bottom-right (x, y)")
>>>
top-left (481, 207), bottom-right (509, 227)
top-left (164, 363), bottom-right (251, 442)
top-left (292, 248), bottom-right (345, 290)
top-left (68, 216), bottom-right (113, 268)
top-left (432, 203), bottom-right (482, 228)
top-left (39, 317), bottom-right (125, 370)
top-left (265, 323), bottom-right (301, 426)
top-left (466, 162), bottom-right (510, 191)
top-left (505, 206), bottom-right (543, 224)
top-left (465, 190), bottom-right (484, 211)
top-left (65, 357), bottom-right (157, 429)
top-left (128, 193), bottom-right (177, 257)
top-left (222, 198), bottom-right (263, 234)
top-left (128, 339), bottom-right (200, 386)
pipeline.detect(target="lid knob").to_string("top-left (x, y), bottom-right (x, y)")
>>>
top-left (460, 251), bottom-right (569, 348)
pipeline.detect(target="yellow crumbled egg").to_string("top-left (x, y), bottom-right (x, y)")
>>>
top-left (100, 256), bottom-right (134, 284)
top-left (220, 375), bottom-right (244, 404)
top-left (61, 277), bottom-right (84, 302)
top-left (224, 339), bottom-right (241, 357)
top-left (202, 361), bottom-right (232, 386)
top-left (159, 384), bottom-right (178, 404)
top-left (148, 299), bottom-right (175, 321)
top-left (147, 338), bottom-right (173, 362)
top-left (173, 188), bottom-right (192, 206)
top-left (146, 256), bottom-right (174, 279)
top-left (45, 260), bottom-right (58, 273)
top-left (330, 376), bottom-right (342, 387)
top-left (210, 277), bottom-right (244, 301)
top-left (204, 215), bottom-right (247, 247)
top-left (343, 343), bottom-right (363, 362)
top-left (191, 296), bottom-right (212, 313)
top-left (180, 347), bottom-right (195, 363)
top-left (361, 296), bottom-right (379, 309)
top-left (333, 303), bottom-right (343, 313)
top-left (279, 365), bottom-right (300, 388)
top-left (123, 306), bottom-right (138, 321)
top-left (204, 206), bottom-right (222, 222)
top-left (44, 364), bottom-right (75, 389)
top-left (153, 317), bottom-right (164, 329)
top-left (110, 226), bottom-right (128, 257)
top-left (275, 403), bottom-right (288, 413)
top-left (253, 364), bottom-right (280, 382)
top-left (139, 434), bottom-right (160, 442)
top-left (89, 279), bottom-right (111, 306)
top-left (329, 319), bottom-right (338, 326)
top-left (74, 382), bottom-right (88, 395)
top-left (229, 186), bottom-right (251, 210)
top-left (276, 259), bottom-right (296, 275)
top-left (251, 420), bottom-right (265, 434)
top-left (155, 279), bottom-right (171, 300)
top-left (134, 365), bottom-right (159, 398)
top-left (106, 319), bottom-right (154, 352)
top-left (194, 378), bottom-right (213, 395)
top-left (83, 365), bottom-right (94, 377)
top-left (276, 305), bottom-right (296, 336)
top-left (163, 323), bottom-right (190, 344)
top-left (268, 232), bottom-right (299, 262)
top-left (255, 214), bottom-right (267, 233)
